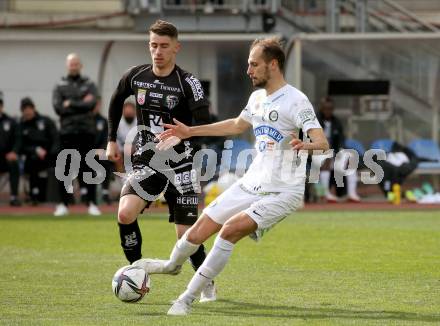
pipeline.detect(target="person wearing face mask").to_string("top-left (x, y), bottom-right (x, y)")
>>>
top-left (52, 53), bottom-right (101, 216)
top-left (18, 97), bottom-right (58, 204)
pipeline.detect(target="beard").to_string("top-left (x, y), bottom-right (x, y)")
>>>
top-left (124, 116), bottom-right (135, 124)
top-left (253, 78), bottom-right (268, 88)
top-left (252, 67), bottom-right (270, 88)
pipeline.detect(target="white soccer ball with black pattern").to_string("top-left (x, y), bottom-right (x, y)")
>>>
top-left (112, 265), bottom-right (150, 303)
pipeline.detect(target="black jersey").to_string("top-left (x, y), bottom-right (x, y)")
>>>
top-left (108, 64), bottom-right (210, 169)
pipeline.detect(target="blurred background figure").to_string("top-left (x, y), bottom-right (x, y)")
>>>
top-left (52, 53), bottom-right (101, 216)
top-left (0, 90), bottom-right (21, 206)
top-left (18, 97), bottom-right (58, 205)
top-left (316, 97), bottom-right (360, 203)
top-left (376, 141), bottom-right (419, 199)
top-left (115, 101), bottom-right (137, 173)
top-left (93, 96), bottom-right (113, 205)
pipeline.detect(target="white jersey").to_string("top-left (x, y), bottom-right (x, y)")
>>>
top-left (117, 117), bottom-right (137, 151)
top-left (239, 84), bottom-right (321, 193)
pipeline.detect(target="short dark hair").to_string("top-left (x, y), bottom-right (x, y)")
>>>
top-left (149, 20), bottom-right (178, 39)
top-left (251, 37), bottom-right (285, 71)
top-left (20, 97), bottom-right (35, 111)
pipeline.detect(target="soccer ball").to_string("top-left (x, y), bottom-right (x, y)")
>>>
top-left (112, 265), bottom-right (150, 303)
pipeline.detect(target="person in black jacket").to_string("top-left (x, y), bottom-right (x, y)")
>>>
top-left (18, 97), bottom-right (58, 204)
top-left (0, 91), bottom-right (21, 206)
top-left (315, 97), bottom-right (360, 202)
top-left (52, 53), bottom-right (101, 216)
top-left (106, 20), bottom-right (216, 302)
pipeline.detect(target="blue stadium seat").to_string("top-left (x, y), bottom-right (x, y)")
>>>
top-left (408, 139), bottom-right (440, 170)
top-left (370, 139), bottom-right (394, 153)
top-left (344, 138), bottom-right (365, 156)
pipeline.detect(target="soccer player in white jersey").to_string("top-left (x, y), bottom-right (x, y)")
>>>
top-left (133, 37), bottom-right (329, 316)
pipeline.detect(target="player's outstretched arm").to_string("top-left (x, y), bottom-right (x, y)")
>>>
top-left (156, 117), bottom-right (251, 151)
top-left (159, 117), bottom-right (251, 140)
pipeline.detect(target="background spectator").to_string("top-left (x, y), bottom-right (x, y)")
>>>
top-left (52, 53), bottom-right (101, 216)
top-left (0, 90), bottom-right (21, 206)
top-left (18, 97), bottom-right (58, 204)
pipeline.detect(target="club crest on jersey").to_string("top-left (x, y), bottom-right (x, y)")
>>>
top-left (166, 95), bottom-right (179, 109)
top-left (137, 89), bottom-right (147, 105)
top-left (96, 120), bottom-right (104, 131)
top-left (37, 120), bottom-right (45, 131)
top-left (3, 121), bottom-right (10, 132)
top-left (269, 110), bottom-right (278, 121)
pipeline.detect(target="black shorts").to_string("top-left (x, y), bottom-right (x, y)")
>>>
top-left (120, 165), bottom-right (200, 225)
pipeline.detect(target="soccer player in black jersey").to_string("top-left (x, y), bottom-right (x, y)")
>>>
top-left (106, 20), bottom-right (216, 302)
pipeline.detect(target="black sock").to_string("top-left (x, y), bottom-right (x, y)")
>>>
top-left (118, 220), bottom-right (142, 264)
top-left (189, 243), bottom-right (206, 271)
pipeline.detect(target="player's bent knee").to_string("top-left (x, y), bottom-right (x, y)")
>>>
top-left (219, 224), bottom-right (240, 242)
top-left (220, 216), bottom-right (257, 242)
top-left (186, 232), bottom-right (203, 244)
top-left (185, 228), bottom-right (204, 245)
top-left (118, 208), bottom-right (137, 224)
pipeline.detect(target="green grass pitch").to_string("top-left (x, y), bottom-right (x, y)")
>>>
top-left (0, 211), bottom-right (439, 325)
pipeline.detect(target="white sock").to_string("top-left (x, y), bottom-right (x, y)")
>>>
top-left (165, 232), bottom-right (200, 271)
top-left (347, 173), bottom-right (358, 197)
top-left (320, 170), bottom-right (331, 195)
top-left (179, 236), bottom-right (234, 302)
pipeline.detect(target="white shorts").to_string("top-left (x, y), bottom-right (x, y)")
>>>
top-left (203, 182), bottom-right (304, 241)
